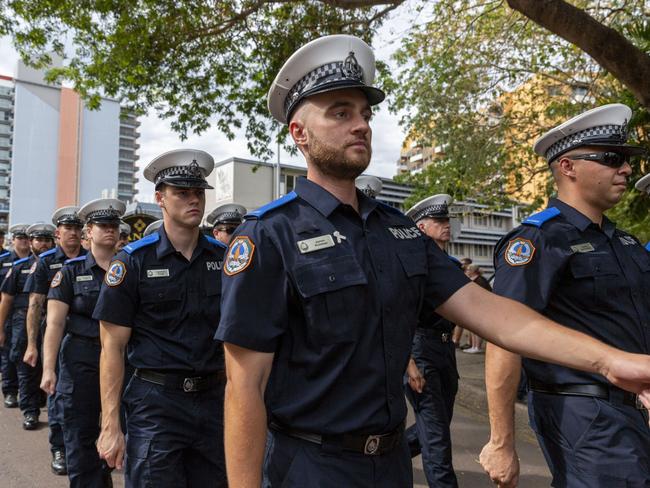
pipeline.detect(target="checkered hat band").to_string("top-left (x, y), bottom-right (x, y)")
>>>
top-left (215, 212), bottom-right (243, 223)
top-left (546, 124), bottom-right (627, 161)
top-left (415, 204), bottom-right (449, 221)
top-left (155, 164), bottom-right (205, 184)
top-left (57, 214), bottom-right (82, 224)
top-left (87, 209), bottom-right (121, 221)
top-left (284, 61), bottom-right (363, 116)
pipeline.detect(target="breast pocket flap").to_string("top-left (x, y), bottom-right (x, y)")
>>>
top-left (293, 255), bottom-right (367, 298)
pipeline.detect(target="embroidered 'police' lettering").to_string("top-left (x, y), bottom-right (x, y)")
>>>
top-left (206, 261), bottom-right (223, 271)
top-left (388, 226), bottom-right (421, 240)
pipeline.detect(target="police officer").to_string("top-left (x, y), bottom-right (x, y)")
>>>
top-left (40, 198), bottom-right (125, 488)
top-left (0, 225), bottom-right (30, 409)
top-left (480, 104), bottom-right (650, 487)
top-left (355, 174), bottom-right (383, 198)
top-left (215, 35), bottom-right (650, 488)
top-left (142, 219), bottom-right (163, 237)
top-left (93, 149), bottom-right (228, 488)
top-left (23, 206), bottom-right (86, 475)
top-left (205, 203), bottom-right (246, 246)
top-left (404, 194), bottom-right (460, 487)
top-left (0, 222), bottom-right (55, 429)
top-left (115, 222), bottom-right (131, 252)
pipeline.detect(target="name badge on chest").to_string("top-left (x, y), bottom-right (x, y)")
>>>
top-left (147, 269), bottom-right (170, 278)
top-left (76, 275), bottom-right (94, 282)
top-left (619, 236), bottom-right (637, 246)
top-left (570, 243), bottom-right (595, 253)
top-left (49, 263), bottom-right (63, 270)
top-left (296, 234), bottom-right (335, 254)
top-left (2, 262), bottom-right (11, 267)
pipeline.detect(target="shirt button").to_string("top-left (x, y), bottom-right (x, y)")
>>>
top-left (328, 275), bottom-right (336, 282)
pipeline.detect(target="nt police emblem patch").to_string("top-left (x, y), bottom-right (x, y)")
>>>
top-left (50, 271), bottom-right (62, 288)
top-left (105, 260), bottom-right (126, 287)
top-left (224, 236), bottom-right (255, 276)
top-left (505, 238), bottom-right (535, 266)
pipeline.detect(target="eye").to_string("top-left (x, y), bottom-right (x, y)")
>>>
top-left (334, 110), bottom-right (347, 119)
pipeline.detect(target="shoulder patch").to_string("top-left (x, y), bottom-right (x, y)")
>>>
top-left (224, 236), bottom-right (256, 276)
top-left (246, 191), bottom-right (297, 219)
top-left (206, 235), bottom-right (227, 249)
top-left (505, 238), bottom-right (536, 266)
top-left (124, 233), bottom-right (160, 255)
top-left (645, 242), bottom-right (650, 252)
top-left (65, 255), bottom-right (87, 265)
top-left (29, 261), bottom-right (37, 274)
top-left (50, 271), bottom-right (63, 288)
top-left (105, 260), bottom-right (127, 286)
top-left (13, 257), bottom-right (29, 266)
top-left (522, 207), bottom-right (561, 228)
top-left (38, 248), bottom-right (57, 260)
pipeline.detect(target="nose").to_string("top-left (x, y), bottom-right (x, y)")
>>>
top-left (619, 161), bottom-right (632, 176)
top-left (351, 113), bottom-right (370, 137)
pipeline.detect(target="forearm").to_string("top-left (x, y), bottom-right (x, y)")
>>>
top-left (42, 316), bottom-right (66, 373)
top-left (485, 343), bottom-right (521, 446)
top-left (99, 340), bottom-right (126, 430)
top-left (26, 294), bottom-right (45, 346)
top-left (439, 283), bottom-right (615, 377)
top-left (0, 293), bottom-right (13, 326)
top-left (224, 381), bottom-right (268, 487)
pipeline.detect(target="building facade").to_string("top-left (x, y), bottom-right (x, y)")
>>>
top-left (0, 77), bottom-right (13, 231)
top-left (1, 60), bottom-right (140, 229)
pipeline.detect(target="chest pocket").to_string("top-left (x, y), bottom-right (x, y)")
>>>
top-left (569, 254), bottom-right (623, 310)
top-left (293, 255), bottom-right (368, 345)
top-left (201, 274), bottom-right (222, 322)
top-left (140, 284), bottom-right (183, 323)
top-left (72, 280), bottom-right (100, 316)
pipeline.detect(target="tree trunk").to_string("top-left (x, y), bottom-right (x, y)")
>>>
top-left (507, 0), bottom-right (650, 109)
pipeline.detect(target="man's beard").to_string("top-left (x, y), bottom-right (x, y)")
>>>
top-left (307, 129), bottom-right (371, 180)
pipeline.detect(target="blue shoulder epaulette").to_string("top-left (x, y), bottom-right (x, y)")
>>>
top-left (522, 207), bottom-right (561, 228)
top-left (38, 248), bottom-right (57, 260)
top-left (124, 233), bottom-right (160, 255)
top-left (206, 235), bottom-right (227, 249)
top-left (0, 250), bottom-right (10, 259)
top-left (645, 242), bottom-right (650, 252)
top-left (377, 201), bottom-right (405, 216)
top-left (247, 191), bottom-right (297, 219)
top-left (65, 255), bottom-right (87, 265)
top-left (13, 256), bottom-right (29, 266)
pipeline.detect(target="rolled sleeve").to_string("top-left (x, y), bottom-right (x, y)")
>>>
top-left (422, 238), bottom-right (471, 311)
top-left (47, 267), bottom-right (73, 305)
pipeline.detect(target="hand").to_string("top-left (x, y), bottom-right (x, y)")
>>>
top-left (23, 345), bottom-right (39, 367)
top-left (602, 351), bottom-right (650, 408)
top-left (479, 439), bottom-right (519, 487)
top-left (97, 427), bottom-right (126, 470)
top-left (407, 359), bottom-right (425, 393)
top-left (40, 369), bottom-right (57, 396)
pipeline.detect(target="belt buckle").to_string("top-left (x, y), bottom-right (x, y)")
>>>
top-left (441, 333), bottom-right (451, 343)
top-left (183, 377), bottom-right (199, 392)
top-left (363, 435), bottom-right (381, 455)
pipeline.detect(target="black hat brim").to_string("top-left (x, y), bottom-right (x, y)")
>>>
top-left (287, 82), bottom-right (385, 121)
top-left (551, 143), bottom-right (647, 162)
top-left (156, 178), bottom-right (214, 190)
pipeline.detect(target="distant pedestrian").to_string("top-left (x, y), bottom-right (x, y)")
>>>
top-left (462, 265), bottom-right (491, 354)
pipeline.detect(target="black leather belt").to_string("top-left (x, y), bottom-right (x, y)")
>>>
top-left (269, 421), bottom-right (403, 456)
top-left (135, 368), bottom-right (225, 393)
top-left (67, 332), bottom-right (100, 345)
top-left (529, 379), bottom-right (645, 410)
top-left (415, 328), bottom-right (452, 342)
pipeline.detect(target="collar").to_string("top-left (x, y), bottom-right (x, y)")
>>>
top-left (83, 252), bottom-right (98, 272)
top-left (548, 198), bottom-right (616, 238)
top-left (294, 176), bottom-right (378, 219)
top-left (56, 245), bottom-right (86, 262)
top-left (155, 224), bottom-right (217, 260)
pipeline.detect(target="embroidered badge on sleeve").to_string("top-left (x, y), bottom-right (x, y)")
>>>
top-left (505, 238), bottom-right (536, 266)
top-left (50, 271), bottom-right (62, 288)
top-left (224, 236), bottom-right (256, 276)
top-left (105, 260), bottom-right (127, 287)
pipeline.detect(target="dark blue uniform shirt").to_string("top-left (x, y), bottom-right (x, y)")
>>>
top-left (417, 253), bottom-right (461, 333)
top-left (493, 198), bottom-right (650, 385)
top-left (24, 246), bottom-right (86, 295)
top-left (1, 255), bottom-right (37, 309)
top-left (93, 226), bottom-right (227, 373)
top-left (216, 177), bottom-right (469, 435)
top-left (48, 253), bottom-right (104, 338)
top-left (0, 250), bottom-right (17, 283)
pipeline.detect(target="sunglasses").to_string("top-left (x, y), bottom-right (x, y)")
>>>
top-left (216, 226), bottom-right (237, 235)
top-left (567, 151), bottom-right (630, 168)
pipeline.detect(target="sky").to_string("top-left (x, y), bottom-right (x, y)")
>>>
top-left (0, 4), bottom-right (421, 201)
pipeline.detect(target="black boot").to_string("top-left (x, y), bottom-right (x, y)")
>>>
top-left (3, 393), bottom-right (18, 408)
top-left (22, 412), bottom-right (39, 430)
top-left (51, 448), bottom-right (67, 475)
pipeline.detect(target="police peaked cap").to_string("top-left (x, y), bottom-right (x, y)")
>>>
top-left (144, 149), bottom-right (214, 190)
top-left (406, 194), bottom-right (453, 222)
top-left (9, 223), bottom-right (29, 238)
top-left (78, 198), bottom-right (126, 224)
top-left (534, 104), bottom-right (646, 163)
top-left (27, 222), bottom-right (56, 239)
top-left (51, 206), bottom-right (84, 227)
top-left (268, 35), bottom-right (385, 124)
top-left (143, 219), bottom-right (163, 237)
top-left (355, 175), bottom-right (383, 198)
top-left (206, 204), bottom-right (247, 227)
top-left (636, 173), bottom-right (650, 195)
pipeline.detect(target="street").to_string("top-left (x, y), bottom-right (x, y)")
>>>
top-left (0, 393), bottom-right (550, 487)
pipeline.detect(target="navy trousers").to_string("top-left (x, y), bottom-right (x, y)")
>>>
top-left (9, 309), bottom-right (41, 416)
top-left (528, 390), bottom-right (650, 487)
top-left (123, 375), bottom-right (227, 488)
top-left (1, 318), bottom-right (18, 396)
top-left (404, 331), bottom-right (459, 488)
top-left (58, 334), bottom-right (111, 488)
top-left (263, 429), bottom-right (413, 488)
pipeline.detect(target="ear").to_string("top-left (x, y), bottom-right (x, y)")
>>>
top-left (416, 221), bottom-right (426, 232)
top-left (289, 119), bottom-right (308, 147)
top-left (556, 157), bottom-right (577, 178)
top-left (155, 190), bottom-right (165, 208)
top-left (212, 228), bottom-right (219, 239)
